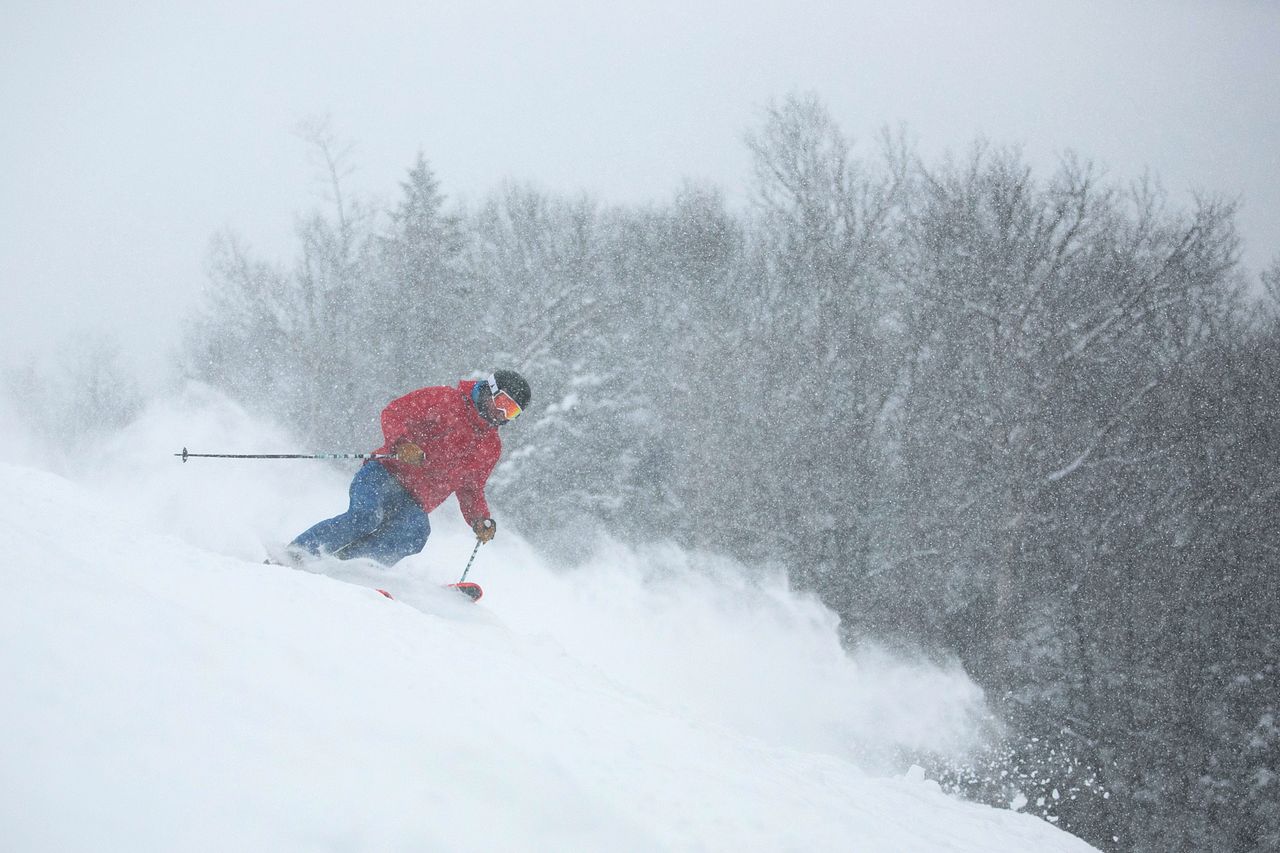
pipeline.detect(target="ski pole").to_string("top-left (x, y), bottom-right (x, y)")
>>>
top-left (174, 446), bottom-right (394, 463)
top-left (458, 538), bottom-right (483, 583)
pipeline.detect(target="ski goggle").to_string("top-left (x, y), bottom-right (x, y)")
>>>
top-left (486, 375), bottom-right (523, 422)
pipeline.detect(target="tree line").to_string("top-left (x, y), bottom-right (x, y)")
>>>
top-left (184, 98), bottom-right (1280, 852)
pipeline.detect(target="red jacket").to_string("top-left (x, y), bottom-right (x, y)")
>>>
top-left (374, 381), bottom-right (501, 525)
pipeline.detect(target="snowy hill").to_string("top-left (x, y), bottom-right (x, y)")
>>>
top-left (0, 388), bottom-right (1098, 852)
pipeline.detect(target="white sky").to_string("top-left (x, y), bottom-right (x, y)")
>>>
top-left (3, 0), bottom-right (1278, 375)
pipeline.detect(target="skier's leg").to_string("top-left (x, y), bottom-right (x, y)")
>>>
top-left (289, 462), bottom-right (394, 557)
top-left (330, 488), bottom-right (430, 565)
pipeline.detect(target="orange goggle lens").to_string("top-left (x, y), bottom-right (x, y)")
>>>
top-left (492, 389), bottom-right (523, 421)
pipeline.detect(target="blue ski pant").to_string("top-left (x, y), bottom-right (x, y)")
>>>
top-left (290, 461), bottom-right (430, 565)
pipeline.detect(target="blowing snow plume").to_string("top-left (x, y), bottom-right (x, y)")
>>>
top-left (0, 385), bottom-right (1097, 851)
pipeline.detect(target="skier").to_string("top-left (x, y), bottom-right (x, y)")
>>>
top-left (281, 370), bottom-right (531, 567)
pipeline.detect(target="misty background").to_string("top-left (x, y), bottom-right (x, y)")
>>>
top-left (4, 1), bottom-right (1279, 375)
top-left (4, 3), bottom-right (1280, 852)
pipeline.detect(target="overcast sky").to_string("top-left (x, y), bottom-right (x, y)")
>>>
top-left (3, 0), bottom-right (1278, 376)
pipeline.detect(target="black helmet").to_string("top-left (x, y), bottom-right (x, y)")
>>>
top-left (491, 369), bottom-right (532, 409)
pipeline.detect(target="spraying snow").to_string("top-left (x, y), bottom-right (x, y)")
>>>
top-left (0, 385), bottom-right (1097, 851)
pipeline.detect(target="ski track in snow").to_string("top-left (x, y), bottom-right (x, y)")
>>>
top-left (0, 388), bottom-right (1099, 852)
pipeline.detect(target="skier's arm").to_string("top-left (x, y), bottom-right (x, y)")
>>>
top-left (380, 388), bottom-right (446, 447)
top-left (455, 479), bottom-right (492, 528)
top-left (455, 449), bottom-right (498, 529)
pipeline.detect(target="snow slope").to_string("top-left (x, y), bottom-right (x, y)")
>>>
top-left (0, 387), bottom-right (1098, 852)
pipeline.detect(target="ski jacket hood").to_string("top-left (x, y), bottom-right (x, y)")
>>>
top-left (373, 381), bottom-right (502, 525)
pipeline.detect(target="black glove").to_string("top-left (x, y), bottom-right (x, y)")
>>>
top-left (472, 517), bottom-right (497, 543)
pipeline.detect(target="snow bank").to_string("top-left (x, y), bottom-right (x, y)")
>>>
top-left (0, 386), bottom-right (1098, 851)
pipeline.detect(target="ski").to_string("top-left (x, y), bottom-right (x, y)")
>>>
top-left (371, 583), bottom-right (482, 603)
top-left (265, 557), bottom-right (482, 603)
top-left (446, 582), bottom-right (484, 602)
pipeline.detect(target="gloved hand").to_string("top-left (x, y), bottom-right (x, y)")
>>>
top-left (472, 517), bottom-right (497, 543)
top-left (394, 442), bottom-right (425, 465)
